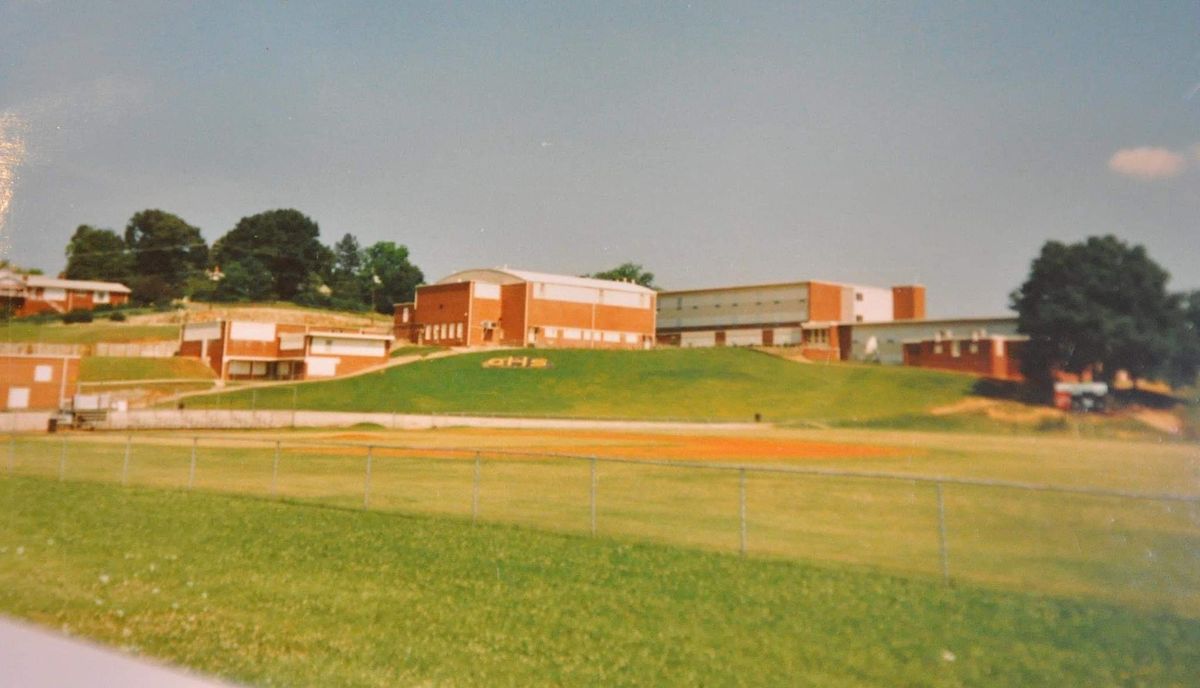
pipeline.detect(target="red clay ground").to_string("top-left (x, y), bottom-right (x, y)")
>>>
top-left (323, 428), bottom-right (906, 463)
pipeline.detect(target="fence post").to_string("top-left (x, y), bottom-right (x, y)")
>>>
top-left (291, 387), bottom-right (298, 428)
top-left (58, 435), bottom-right (68, 482)
top-left (363, 445), bottom-right (373, 509)
top-left (251, 388), bottom-right (257, 413)
top-left (589, 457), bottom-right (598, 536)
top-left (271, 440), bottom-right (281, 497)
top-left (471, 451), bottom-right (481, 524)
top-left (936, 482), bottom-right (950, 585)
top-left (738, 468), bottom-right (747, 556)
top-left (121, 435), bottom-right (132, 486)
top-left (7, 416), bottom-right (15, 474)
top-left (188, 437), bottom-right (198, 490)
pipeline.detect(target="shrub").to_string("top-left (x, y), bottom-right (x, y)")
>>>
top-left (62, 309), bottom-right (94, 324)
top-left (108, 311), bottom-right (127, 322)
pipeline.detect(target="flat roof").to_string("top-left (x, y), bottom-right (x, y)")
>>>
top-left (307, 331), bottom-right (394, 341)
top-left (659, 279), bottom-right (917, 297)
top-left (846, 315), bottom-right (1017, 328)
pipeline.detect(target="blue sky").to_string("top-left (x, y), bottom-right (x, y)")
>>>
top-left (1, 1), bottom-right (1197, 315)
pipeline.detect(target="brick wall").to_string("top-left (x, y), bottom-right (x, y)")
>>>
top-left (0, 355), bottom-right (80, 410)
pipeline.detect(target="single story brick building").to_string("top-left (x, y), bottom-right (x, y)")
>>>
top-left (179, 320), bottom-right (393, 381)
top-left (0, 269), bottom-right (131, 317)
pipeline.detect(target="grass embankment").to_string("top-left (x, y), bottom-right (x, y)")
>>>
top-left (80, 357), bottom-right (216, 382)
top-left (7, 431), bottom-right (1198, 615)
top-left (184, 348), bottom-right (977, 422)
top-left (1, 477), bottom-right (1196, 687)
top-left (0, 321), bottom-right (178, 344)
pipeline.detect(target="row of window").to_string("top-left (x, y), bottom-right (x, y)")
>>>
top-left (424, 322), bottom-right (465, 341)
top-left (660, 298), bottom-right (803, 311)
top-left (538, 327), bottom-right (642, 344)
top-left (932, 341), bottom-right (981, 357)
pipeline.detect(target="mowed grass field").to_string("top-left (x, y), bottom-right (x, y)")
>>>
top-left (80, 356), bottom-right (216, 382)
top-left (182, 348), bottom-right (980, 422)
top-left (2, 477), bottom-right (1198, 687)
top-left (0, 321), bottom-right (179, 344)
top-left (5, 427), bottom-right (1197, 618)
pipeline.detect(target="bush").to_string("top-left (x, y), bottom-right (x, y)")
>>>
top-left (62, 309), bottom-right (94, 324)
top-left (93, 303), bottom-right (114, 313)
top-left (108, 311), bottom-right (127, 322)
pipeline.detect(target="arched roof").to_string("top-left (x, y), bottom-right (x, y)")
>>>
top-left (435, 268), bottom-right (655, 295)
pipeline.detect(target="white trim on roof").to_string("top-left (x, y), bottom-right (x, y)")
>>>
top-left (23, 275), bottom-right (132, 293)
top-left (436, 267), bottom-right (655, 295)
top-left (306, 331), bottom-right (395, 341)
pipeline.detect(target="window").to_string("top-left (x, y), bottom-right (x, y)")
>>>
top-left (93, 290), bottom-right (110, 303)
top-left (855, 315), bottom-right (863, 323)
top-left (6, 387), bottom-right (30, 409)
top-left (34, 365), bottom-right (53, 382)
top-left (969, 342), bottom-right (979, 355)
top-left (934, 343), bottom-right (943, 355)
top-left (855, 293), bottom-right (863, 301)
top-left (951, 341), bottom-right (961, 358)
top-left (456, 322), bottom-right (464, 339)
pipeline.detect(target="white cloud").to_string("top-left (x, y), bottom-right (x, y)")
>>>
top-left (1107, 146), bottom-right (1187, 180)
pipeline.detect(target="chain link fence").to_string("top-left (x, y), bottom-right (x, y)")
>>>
top-left (3, 430), bottom-right (1198, 615)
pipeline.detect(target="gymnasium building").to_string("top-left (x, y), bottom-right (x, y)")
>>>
top-left (395, 268), bottom-right (656, 349)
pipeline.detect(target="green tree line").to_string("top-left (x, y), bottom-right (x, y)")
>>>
top-left (62, 208), bottom-right (423, 315)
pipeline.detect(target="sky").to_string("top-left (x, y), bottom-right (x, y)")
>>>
top-left (0, 1), bottom-right (1197, 316)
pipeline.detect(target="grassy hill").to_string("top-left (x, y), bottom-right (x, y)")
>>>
top-left (184, 348), bottom-right (978, 422)
top-left (80, 357), bottom-right (216, 382)
top-left (2, 477), bottom-right (1195, 686)
top-left (0, 321), bottom-right (179, 344)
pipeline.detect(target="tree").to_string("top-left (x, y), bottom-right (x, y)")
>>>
top-left (1166, 290), bottom-right (1200, 388)
top-left (212, 209), bottom-right (333, 301)
top-left (362, 241), bottom-right (423, 314)
top-left (212, 256), bottom-right (273, 302)
top-left (64, 225), bottom-right (132, 282)
top-left (586, 262), bottom-right (658, 289)
top-left (124, 209), bottom-right (208, 302)
top-left (332, 233), bottom-right (363, 280)
top-left (1010, 235), bottom-right (1180, 390)
top-left (329, 233), bottom-right (368, 309)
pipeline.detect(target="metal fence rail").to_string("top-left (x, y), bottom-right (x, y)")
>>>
top-left (3, 430), bottom-right (1198, 615)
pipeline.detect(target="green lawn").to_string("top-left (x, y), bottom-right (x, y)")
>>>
top-left (5, 430), bottom-right (1197, 616)
top-left (1, 476), bottom-right (1196, 687)
top-left (183, 348), bottom-right (979, 422)
top-left (81, 357), bottom-right (216, 382)
top-left (0, 321), bottom-right (179, 344)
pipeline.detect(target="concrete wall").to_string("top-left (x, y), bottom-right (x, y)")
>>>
top-left (74, 409), bottom-right (758, 432)
top-left (657, 283), bottom-right (810, 331)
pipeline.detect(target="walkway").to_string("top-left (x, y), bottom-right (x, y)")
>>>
top-left (0, 616), bottom-right (242, 687)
